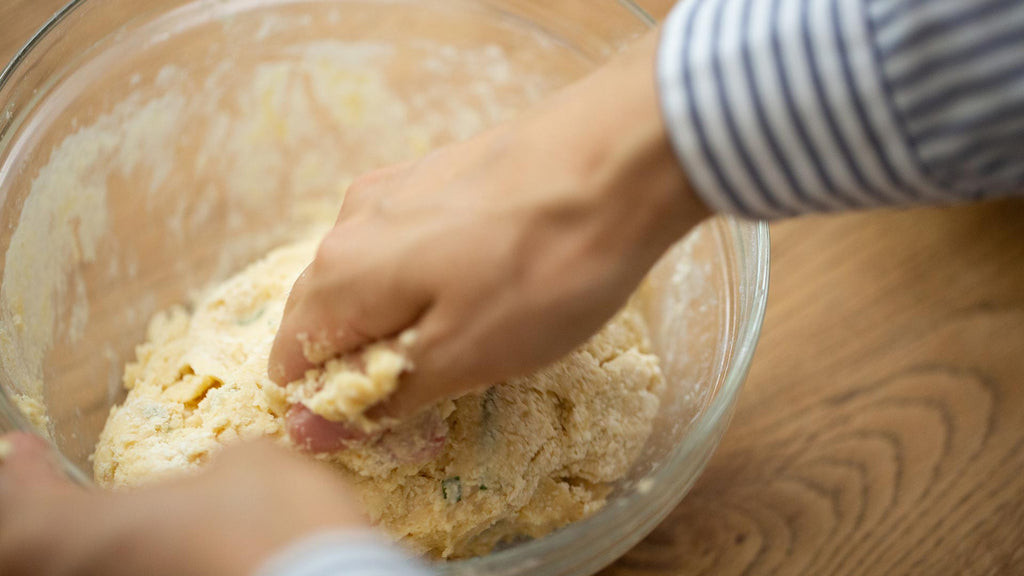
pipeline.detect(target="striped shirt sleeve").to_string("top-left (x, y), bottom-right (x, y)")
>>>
top-left (255, 531), bottom-right (434, 576)
top-left (657, 0), bottom-right (1024, 219)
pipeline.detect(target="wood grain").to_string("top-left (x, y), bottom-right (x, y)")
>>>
top-left (606, 202), bottom-right (1024, 576)
top-left (3, 2), bottom-right (1023, 575)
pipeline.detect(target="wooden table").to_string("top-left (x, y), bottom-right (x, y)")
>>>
top-left (3, 1), bottom-right (1023, 574)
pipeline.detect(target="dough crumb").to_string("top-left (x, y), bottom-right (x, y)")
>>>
top-left (285, 341), bottom-right (410, 430)
top-left (13, 392), bottom-right (52, 440)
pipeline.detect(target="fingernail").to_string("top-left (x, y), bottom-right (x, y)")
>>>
top-left (0, 438), bottom-right (13, 462)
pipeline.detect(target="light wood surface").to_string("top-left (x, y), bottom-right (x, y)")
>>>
top-left (3, 1), bottom-right (1023, 575)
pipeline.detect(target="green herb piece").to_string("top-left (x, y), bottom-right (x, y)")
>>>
top-left (236, 306), bottom-right (266, 326)
top-left (479, 484), bottom-right (488, 491)
top-left (442, 476), bottom-right (462, 503)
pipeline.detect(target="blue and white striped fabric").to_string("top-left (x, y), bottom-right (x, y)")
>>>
top-left (657, 0), bottom-right (1024, 219)
top-left (256, 531), bottom-right (433, 576)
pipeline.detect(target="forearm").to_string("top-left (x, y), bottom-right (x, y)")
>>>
top-left (506, 29), bottom-right (710, 277)
top-left (657, 0), bottom-right (1024, 219)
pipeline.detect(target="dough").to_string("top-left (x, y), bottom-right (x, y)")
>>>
top-left (285, 338), bottom-right (412, 432)
top-left (93, 238), bottom-right (665, 558)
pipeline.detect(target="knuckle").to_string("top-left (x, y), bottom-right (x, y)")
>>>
top-left (312, 232), bottom-right (362, 277)
top-left (313, 233), bottom-right (344, 268)
top-left (341, 172), bottom-right (382, 210)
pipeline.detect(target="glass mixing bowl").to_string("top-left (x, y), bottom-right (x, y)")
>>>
top-left (0, 0), bottom-right (769, 574)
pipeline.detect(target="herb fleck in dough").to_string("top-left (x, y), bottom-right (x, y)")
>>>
top-left (93, 238), bottom-right (665, 558)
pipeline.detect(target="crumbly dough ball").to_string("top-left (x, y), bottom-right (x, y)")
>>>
top-left (286, 342), bottom-right (410, 431)
top-left (93, 238), bottom-right (664, 558)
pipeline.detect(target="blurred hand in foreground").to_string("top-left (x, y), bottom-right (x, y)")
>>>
top-left (0, 433), bottom-right (368, 576)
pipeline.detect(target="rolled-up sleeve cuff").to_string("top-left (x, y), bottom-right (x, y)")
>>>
top-left (656, 0), bottom-right (945, 220)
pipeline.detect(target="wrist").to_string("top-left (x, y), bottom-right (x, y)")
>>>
top-left (560, 29), bottom-right (710, 266)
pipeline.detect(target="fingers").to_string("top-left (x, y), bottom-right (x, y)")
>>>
top-left (269, 287), bottom-right (428, 386)
top-left (364, 367), bottom-right (451, 423)
top-left (268, 303), bottom-right (376, 386)
top-left (268, 266), bottom-right (319, 383)
top-left (285, 405), bottom-right (373, 454)
top-left (0, 433), bottom-right (66, 490)
top-left (267, 252), bottom-right (385, 385)
top-left (360, 310), bottom-right (477, 422)
top-left (336, 162), bottom-right (414, 225)
top-left (269, 229), bottom-right (432, 386)
top-left (286, 402), bottom-right (449, 465)
top-left (281, 313), bottom-right (458, 453)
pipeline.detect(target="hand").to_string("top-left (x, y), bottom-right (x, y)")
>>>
top-left (269, 30), bottom-right (710, 438)
top-left (0, 433), bottom-right (368, 576)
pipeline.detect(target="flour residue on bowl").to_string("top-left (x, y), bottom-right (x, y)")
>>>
top-left (0, 24), bottom-right (571, 458)
top-left (0, 88), bottom-right (186, 407)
